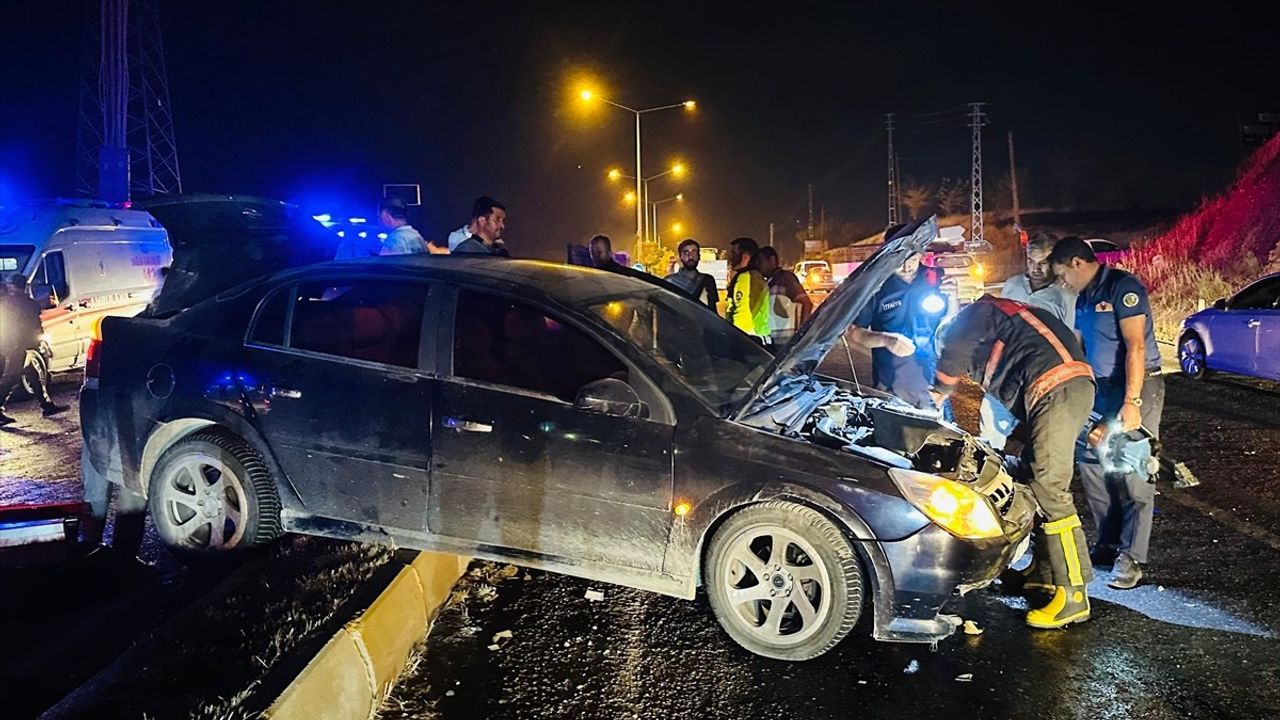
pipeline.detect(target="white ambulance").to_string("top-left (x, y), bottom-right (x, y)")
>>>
top-left (0, 201), bottom-right (172, 372)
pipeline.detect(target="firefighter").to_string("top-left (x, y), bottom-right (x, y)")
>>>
top-left (1050, 236), bottom-right (1163, 590)
top-left (930, 295), bottom-right (1097, 628)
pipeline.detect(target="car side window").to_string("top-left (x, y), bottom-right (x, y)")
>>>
top-left (287, 281), bottom-right (427, 368)
top-left (452, 290), bottom-right (627, 402)
top-left (248, 286), bottom-right (291, 346)
top-left (1229, 278), bottom-right (1280, 310)
top-left (37, 251), bottom-right (69, 301)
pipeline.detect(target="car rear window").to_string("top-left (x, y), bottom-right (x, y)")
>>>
top-left (286, 281), bottom-right (427, 368)
top-left (249, 286), bottom-right (291, 346)
top-left (932, 255), bottom-right (973, 269)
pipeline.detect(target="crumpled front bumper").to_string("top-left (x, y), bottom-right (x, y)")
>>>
top-left (872, 483), bottom-right (1036, 643)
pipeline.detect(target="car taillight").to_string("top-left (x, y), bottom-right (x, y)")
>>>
top-left (85, 337), bottom-right (102, 380)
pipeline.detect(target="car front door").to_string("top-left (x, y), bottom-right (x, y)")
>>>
top-left (1247, 278), bottom-right (1280, 380)
top-left (31, 250), bottom-right (80, 370)
top-left (428, 288), bottom-right (675, 572)
top-left (243, 278), bottom-right (436, 534)
top-left (1216, 278), bottom-right (1280, 375)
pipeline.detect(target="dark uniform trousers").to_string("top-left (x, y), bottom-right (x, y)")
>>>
top-left (1022, 375), bottom-right (1096, 587)
top-left (1078, 373), bottom-right (1164, 564)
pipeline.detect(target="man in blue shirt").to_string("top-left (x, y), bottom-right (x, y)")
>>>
top-left (850, 251), bottom-right (939, 409)
top-left (1051, 236), bottom-right (1163, 590)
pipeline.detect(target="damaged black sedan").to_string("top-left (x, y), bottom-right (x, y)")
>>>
top-left (82, 204), bottom-right (1033, 660)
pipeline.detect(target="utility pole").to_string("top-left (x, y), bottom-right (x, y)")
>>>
top-left (968, 102), bottom-right (989, 252)
top-left (807, 184), bottom-right (814, 241)
top-left (820, 206), bottom-right (827, 251)
top-left (76, 0), bottom-right (182, 200)
top-left (1008, 130), bottom-right (1022, 236)
top-left (768, 222), bottom-right (775, 246)
top-left (886, 113), bottom-right (899, 226)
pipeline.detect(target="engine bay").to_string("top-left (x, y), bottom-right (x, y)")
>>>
top-left (800, 390), bottom-right (1018, 512)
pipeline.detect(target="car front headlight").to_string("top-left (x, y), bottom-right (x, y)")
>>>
top-left (889, 468), bottom-right (1003, 539)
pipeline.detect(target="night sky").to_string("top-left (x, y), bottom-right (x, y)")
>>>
top-left (2, 1), bottom-right (1275, 260)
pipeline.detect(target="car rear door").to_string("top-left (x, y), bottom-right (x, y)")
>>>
top-left (428, 287), bottom-right (675, 572)
top-left (242, 277), bottom-right (437, 533)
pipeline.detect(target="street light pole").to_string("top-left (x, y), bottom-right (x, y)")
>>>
top-left (635, 112), bottom-right (643, 259)
top-left (587, 94), bottom-right (695, 260)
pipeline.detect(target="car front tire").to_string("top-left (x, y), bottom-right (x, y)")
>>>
top-left (1178, 331), bottom-right (1209, 380)
top-left (704, 501), bottom-right (864, 661)
top-left (148, 428), bottom-right (283, 558)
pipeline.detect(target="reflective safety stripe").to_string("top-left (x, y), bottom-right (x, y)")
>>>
top-left (1025, 361), bottom-right (1094, 411)
top-left (1045, 515), bottom-right (1085, 587)
top-left (983, 340), bottom-right (1005, 388)
top-left (1016, 308), bottom-right (1073, 363)
top-left (1043, 515), bottom-right (1082, 535)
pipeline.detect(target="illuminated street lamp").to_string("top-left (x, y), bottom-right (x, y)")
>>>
top-left (580, 89), bottom-right (697, 256)
top-left (650, 193), bottom-right (685, 246)
top-left (607, 162), bottom-right (689, 245)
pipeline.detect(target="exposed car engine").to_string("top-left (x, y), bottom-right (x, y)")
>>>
top-left (801, 390), bottom-right (1017, 514)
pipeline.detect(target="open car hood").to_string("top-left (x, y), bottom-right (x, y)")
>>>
top-left (732, 216), bottom-right (938, 420)
top-left (139, 194), bottom-right (339, 315)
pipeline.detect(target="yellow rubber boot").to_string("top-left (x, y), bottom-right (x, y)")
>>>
top-left (1026, 585), bottom-right (1091, 629)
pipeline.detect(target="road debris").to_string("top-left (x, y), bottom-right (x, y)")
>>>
top-left (492, 630), bottom-right (513, 644)
top-left (584, 589), bottom-right (605, 602)
top-left (963, 620), bottom-right (984, 635)
top-left (904, 659), bottom-right (920, 675)
top-left (956, 673), bottom-right (973, 682)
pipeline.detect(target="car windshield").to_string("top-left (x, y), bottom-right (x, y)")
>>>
top-left (0, 244), bottom-right (35, 282)
top-left (588, 292), bottom-right (774, 415)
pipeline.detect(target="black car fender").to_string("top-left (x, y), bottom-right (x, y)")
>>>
top-left (135, 399), bottom-right (305, 511)
top-left (672, 481), bottom-right (898, 621)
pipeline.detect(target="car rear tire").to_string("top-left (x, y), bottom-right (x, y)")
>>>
top-left (1178, 331), bottom-right (1209, 380)
top-left (704, 501), bottom-right (863, 661)
top-left (148, 428), bottom-right (283, 558)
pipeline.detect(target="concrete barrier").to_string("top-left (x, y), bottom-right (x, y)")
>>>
top-left (262, 551), bottom-right (469, 720)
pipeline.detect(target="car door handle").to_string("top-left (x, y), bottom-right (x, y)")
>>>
top-left (388, 373), bottom-right (421, 384)
top-left (442, 416), bottom-right (493, 433)
top-left (269, 386), bottom-right (303, 399)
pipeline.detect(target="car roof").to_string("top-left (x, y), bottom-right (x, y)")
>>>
top-left (266, 255), bottom-right (664, 305)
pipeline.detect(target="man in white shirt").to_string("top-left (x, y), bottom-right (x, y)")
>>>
top-left (1000, 232), bottom-right (1076, 329)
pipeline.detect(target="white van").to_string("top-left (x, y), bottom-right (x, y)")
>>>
top-left (0, 202), bottom-right (172, 372)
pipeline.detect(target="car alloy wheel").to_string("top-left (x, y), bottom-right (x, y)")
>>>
top-left (705, 501), bottom-right (863, 660)
top-left (1179, 333), bottom-right (1208, 380)
top-left (148, 429), bottom-right (282, 556)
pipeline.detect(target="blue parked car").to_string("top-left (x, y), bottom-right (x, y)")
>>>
top-left (1178, 273), bottom-right (1280, 381)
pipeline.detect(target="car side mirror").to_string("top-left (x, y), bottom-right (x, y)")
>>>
top-left (575, 378), bottom-right (647, 419)
top-left (31, 283), bottom-right (54, 308)
top-left (1212, 298), bottom-right (1227, 310)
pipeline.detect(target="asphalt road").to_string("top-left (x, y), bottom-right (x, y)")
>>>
top-left (0, 377), bottom-right (221, 720)
top-left (383, 356), bottom-right (1280, 720)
